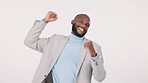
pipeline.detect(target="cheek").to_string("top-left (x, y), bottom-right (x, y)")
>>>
top-left (75, 23), bottom-right (81, 27)
top-left (86, 28), bottom-right (88, 31)
top-left (76, 24), bottom-right (80, 28)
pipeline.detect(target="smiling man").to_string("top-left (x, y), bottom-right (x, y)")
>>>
top-left (71, 14), bottom-right (90, 37)
top-left (24, 11), bottom-right (106, 83)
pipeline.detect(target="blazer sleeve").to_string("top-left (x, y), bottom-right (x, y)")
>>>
top-left (24, 20), bottom-right (55, 53)
top-left (91, 43), bottom-right (106, 82)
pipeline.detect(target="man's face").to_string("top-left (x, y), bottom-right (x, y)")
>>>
top-left (72, 14), bottom-right (90, 37)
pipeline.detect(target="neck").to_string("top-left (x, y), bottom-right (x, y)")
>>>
top-left (71, 32), bottom-right (84, 38)
top-left (69, 33), bottom-right (84, 43)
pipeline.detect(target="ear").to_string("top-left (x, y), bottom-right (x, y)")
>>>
top-left (71, 20), bottom-right (74, 24)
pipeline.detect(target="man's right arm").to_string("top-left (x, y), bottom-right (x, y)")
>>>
top-left (24, 20), bottom-right (49, 52)
top-left (24, 11), bottom-right (58, 52)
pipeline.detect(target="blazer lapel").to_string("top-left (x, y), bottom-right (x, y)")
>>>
top-left (75, 38), bottom-right (89, 76)
top-left (50, 36), bottom-right (69, 68)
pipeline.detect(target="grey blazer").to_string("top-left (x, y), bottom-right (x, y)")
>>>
top-left (24, 20), bottom-right (106, 83)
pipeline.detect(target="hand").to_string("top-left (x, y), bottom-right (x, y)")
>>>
top-left (84, 41), bottom-right (96, 57)
top-left (43, 11), bottom-right (58, 23)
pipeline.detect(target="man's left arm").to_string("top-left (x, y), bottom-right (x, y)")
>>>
top-left (84, 41), bottom-right (106, 82)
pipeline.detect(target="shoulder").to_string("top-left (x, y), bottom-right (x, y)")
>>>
top-left (54, 34), bottom-right (68, 38)
top-left (50, 34), bottom-right (68, 40)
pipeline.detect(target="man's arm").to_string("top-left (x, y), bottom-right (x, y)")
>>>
top-left (84, 42), bottom-right (106, 82)
top-left (91, 45), bottom-right (106, 82)
top-left (24, 11), bottom-right (58, 52)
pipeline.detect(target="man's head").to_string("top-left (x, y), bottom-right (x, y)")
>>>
top-left (71, 14), bottom-right (90, 37)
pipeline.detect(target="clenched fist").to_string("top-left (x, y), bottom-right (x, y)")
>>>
top-left (43, 11), bottom-right (58, 23)
top-left (84, 41), bottom-right (97, 57)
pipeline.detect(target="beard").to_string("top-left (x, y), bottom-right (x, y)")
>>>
top-left (72, 23), bottom-right (87, 37)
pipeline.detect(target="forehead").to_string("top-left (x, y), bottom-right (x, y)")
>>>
top-left (74, 14), bottom-right (90, 22)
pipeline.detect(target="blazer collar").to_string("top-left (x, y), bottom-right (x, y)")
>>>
top-left (50, 36), bottom-right (69, 70)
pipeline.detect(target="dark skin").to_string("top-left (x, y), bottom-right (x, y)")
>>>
top-left (44, 11), bottom-right (97, 57)
top-left (71, 14), bottom-right (89, 37)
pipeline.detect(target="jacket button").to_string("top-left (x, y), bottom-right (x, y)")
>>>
top-left (44, 75), bottom-right (47, 77)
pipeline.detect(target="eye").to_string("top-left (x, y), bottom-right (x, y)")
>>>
top-left (79, 19), bottom-right (83, 23)
top-left (85, 23), bottom-right (90, 27)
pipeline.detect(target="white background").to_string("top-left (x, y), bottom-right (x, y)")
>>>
top-left (0, 0), bottom-right (148, 83)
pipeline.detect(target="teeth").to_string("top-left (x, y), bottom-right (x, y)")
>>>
top-left (78, 28), bottom-right (84, 32)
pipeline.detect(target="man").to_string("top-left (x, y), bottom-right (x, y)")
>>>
top-left (24, 11), bottom-right (106, 83)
